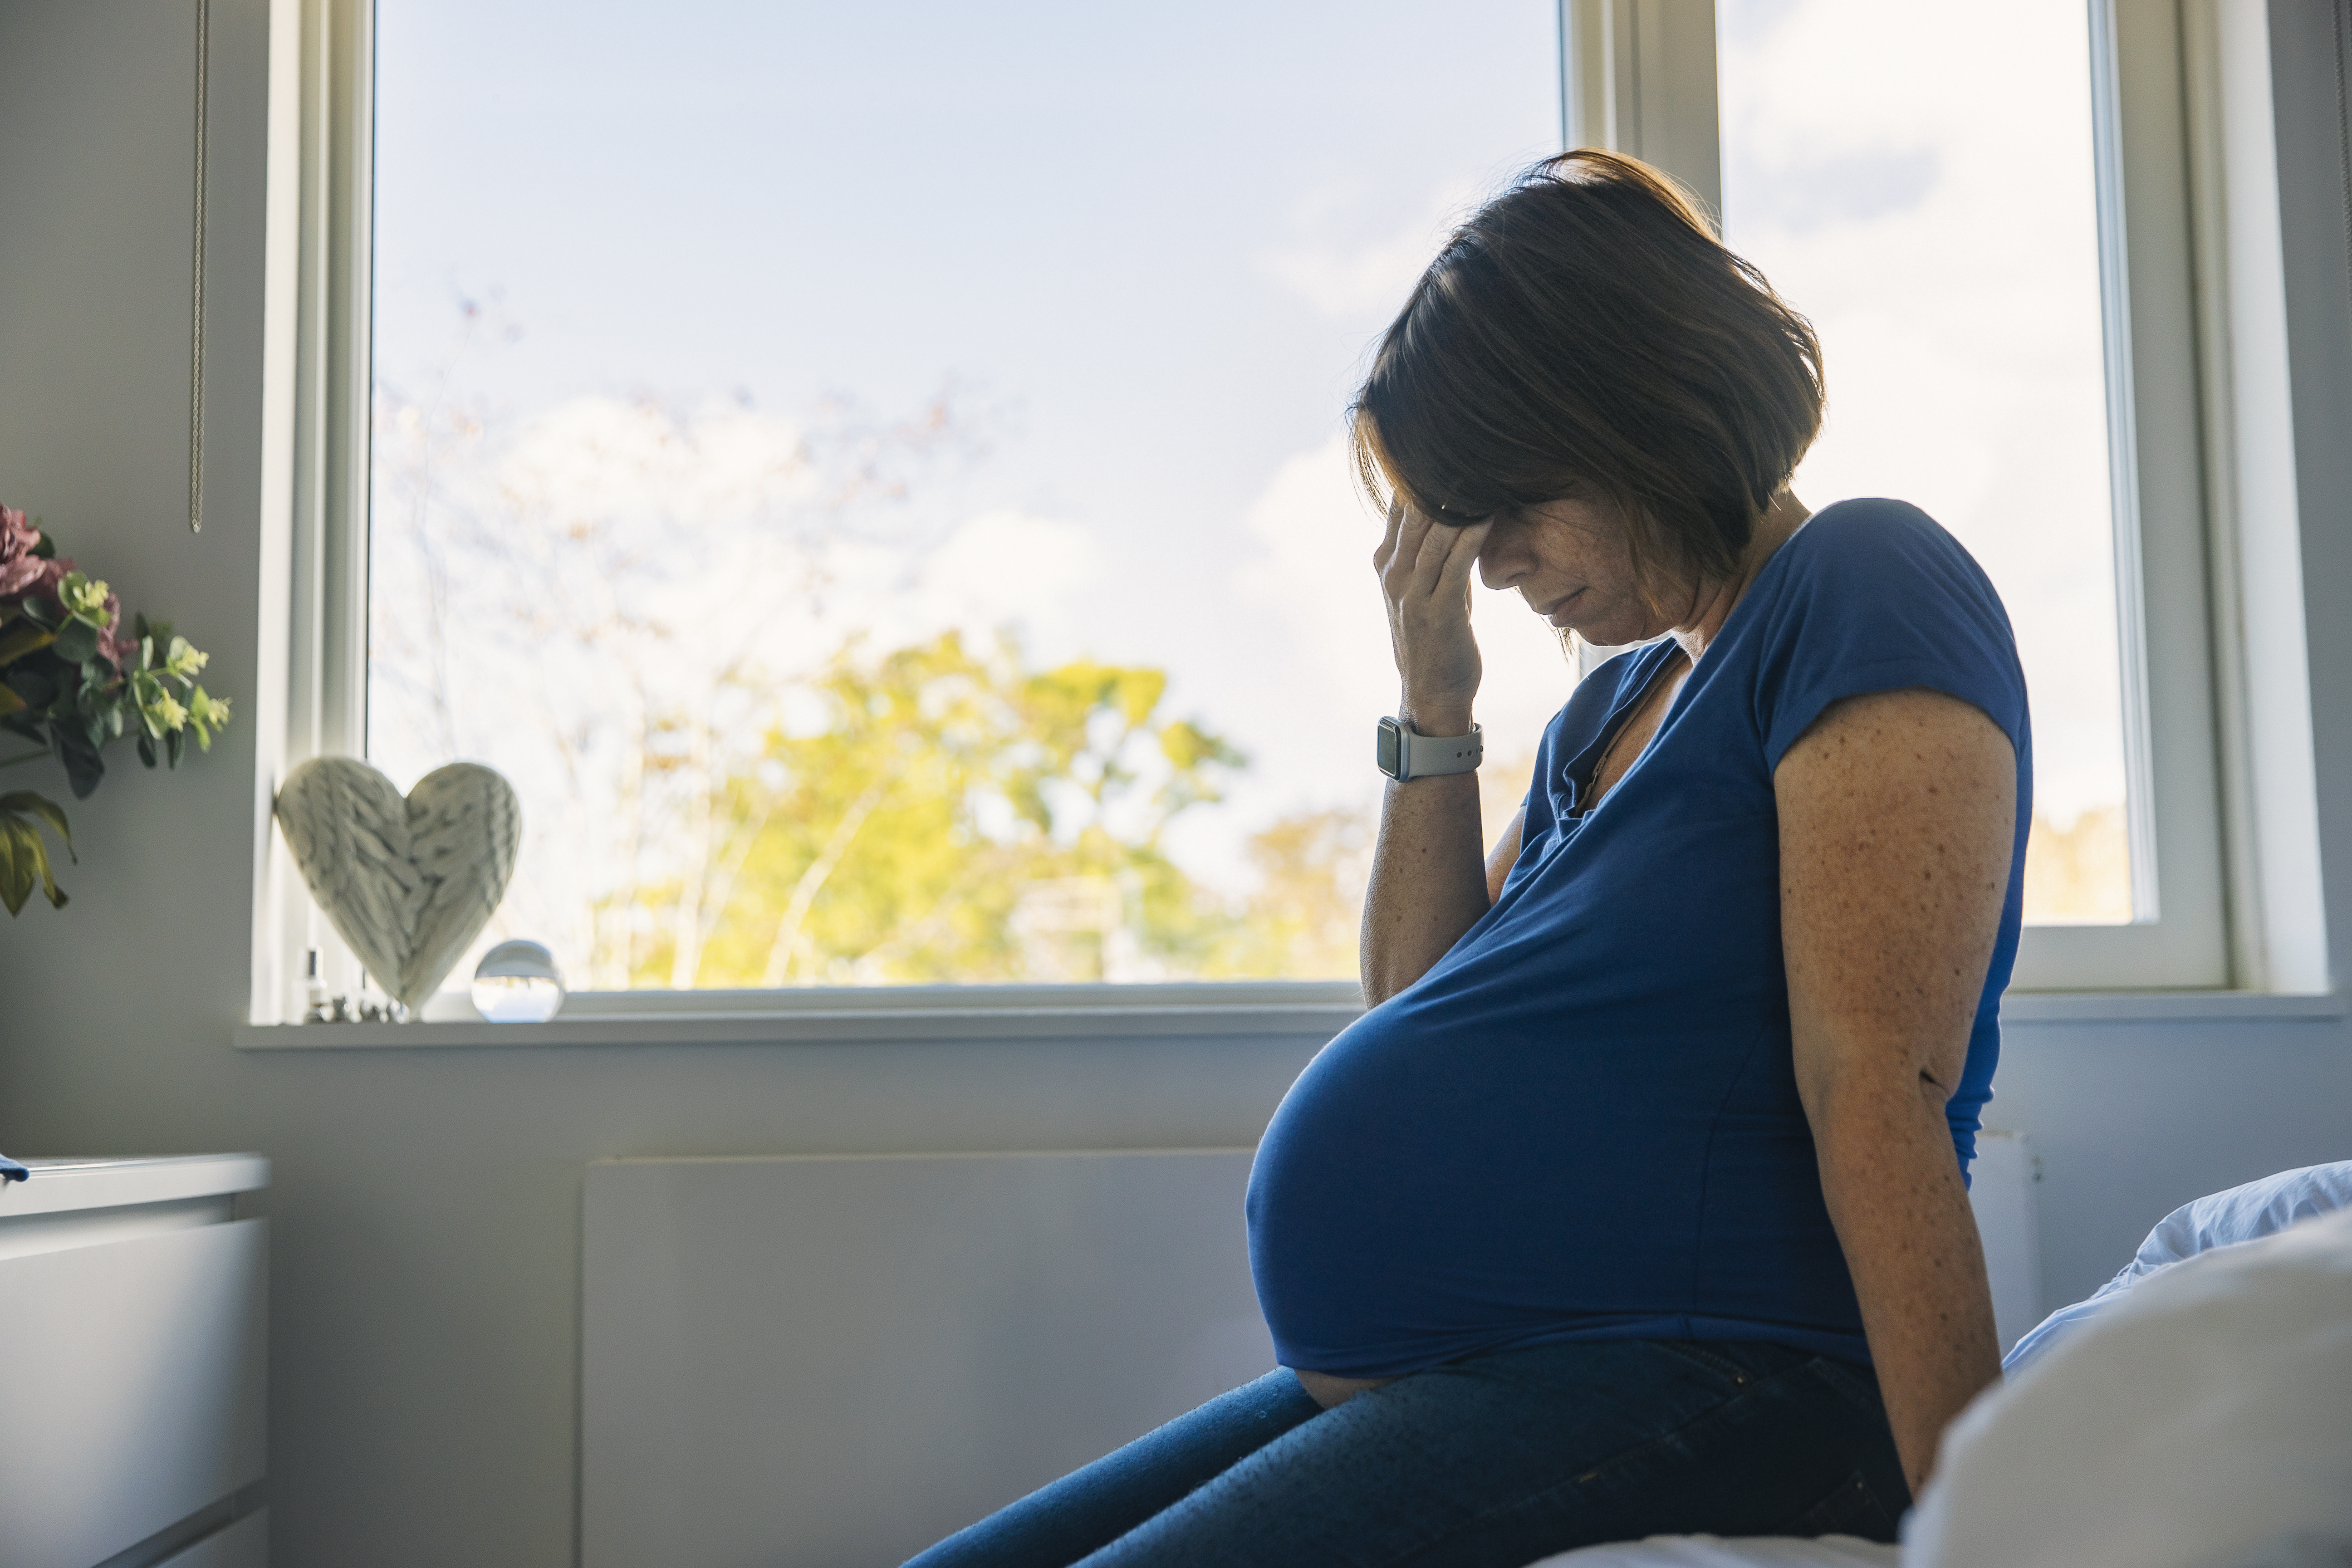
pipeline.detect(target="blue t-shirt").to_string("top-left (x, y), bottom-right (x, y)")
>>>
top-left (1246, 500), bottom-right (2033, 1378)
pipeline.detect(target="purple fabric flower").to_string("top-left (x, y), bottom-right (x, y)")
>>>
top-left (0, 504), bottom-right (44, 598)
top-left (0, 530), bottom-right (126, 667)
top-left (8, 554), bottom-right (73, 605)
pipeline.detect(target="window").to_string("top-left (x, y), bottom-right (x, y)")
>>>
top-left (364, 0), bottom-right (1564, 993)
top-left (1720, 0), bottom-right (2130, 923)
top-left (265, 0), bottom-right (2263, 1019)
top-left (1567, 0), bottom-right (2230, 989)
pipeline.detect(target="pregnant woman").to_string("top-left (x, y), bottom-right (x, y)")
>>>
top-left (909, 149), bottom-right (2028, 1567)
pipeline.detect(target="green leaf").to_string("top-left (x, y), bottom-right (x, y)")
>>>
top-left (8, 666), bottom-right (55, 708)
top-left (136, 732), bottom-right (157, 768)
top-left (165, 727), bottom-right (185, 768)
top-left (0, 791), bottom-right (76, 856)
top-left (0, 822), bottom-right (25, 916)
top-left (0, 795), bottom-right (73, 915)
top-left (0, 684), bottom-right (21, 719)
top-left (49, 618), bottom-right (98, 664)
top-left (0, 621), bottom-right (56, 666)
top-left (54, 724), bottom-right (103, 799)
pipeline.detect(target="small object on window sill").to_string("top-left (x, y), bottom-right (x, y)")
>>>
top-left (472, 940), bottom-right (565, 1023)
top-left (301, 992), bottom-right (409, 1024)
top-left (273, 755), bottom-right (520, 1011)
top-left (0, 1152), bottom-right (27, 1183)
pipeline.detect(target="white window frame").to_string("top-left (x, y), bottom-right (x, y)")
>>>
top-left (243, 0), bottom-right (2328, 1036)
top-left (1563, 0), bottom-right (2328, 994)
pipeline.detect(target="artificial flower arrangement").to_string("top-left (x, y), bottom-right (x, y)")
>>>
top-left (0, 502), bottom-right (230, 914)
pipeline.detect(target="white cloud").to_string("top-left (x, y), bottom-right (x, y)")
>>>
top-left (867, 507), bottom-right (1106, 659)
top-left (496, 393), bottom-right (818, 523)
top-left (1256, 181), bottom-right (1475, 322)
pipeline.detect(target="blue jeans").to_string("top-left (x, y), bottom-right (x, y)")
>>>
top-left (904, 1339), bottom-right (1910, 1568)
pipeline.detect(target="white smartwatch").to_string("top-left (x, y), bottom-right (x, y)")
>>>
top-left (1377, 716), bottom-right (1483, 781)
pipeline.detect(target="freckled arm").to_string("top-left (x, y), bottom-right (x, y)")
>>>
top-left (1775, 686), bottom-right (2012, 1497)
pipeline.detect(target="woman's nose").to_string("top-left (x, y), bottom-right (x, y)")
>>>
top-left (1477, 527), bottom-right (1527, 590)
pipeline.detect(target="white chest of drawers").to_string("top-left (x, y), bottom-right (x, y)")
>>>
top-left (0, 1155), bottom-right (270, 1568)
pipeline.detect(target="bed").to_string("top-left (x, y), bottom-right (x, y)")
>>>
top-left (1530, 1162), bottom-right (2352, 1568)
top-left (1535, 1535), bottom-right (1896, 1566)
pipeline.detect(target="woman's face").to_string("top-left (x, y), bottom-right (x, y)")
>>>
top-left (1475, 493), bottom-right (1676, 647)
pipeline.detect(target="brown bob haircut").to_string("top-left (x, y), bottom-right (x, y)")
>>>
top-left (1353, 150), bottom-right (1824, 595)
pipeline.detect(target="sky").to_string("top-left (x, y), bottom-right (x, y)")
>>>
top-left (369, 0), bottom-right (2136, 974)
top-left (1718, 0), bottom-right (2127, 829)
top-left (370, 0), bottom-right (1572, 922)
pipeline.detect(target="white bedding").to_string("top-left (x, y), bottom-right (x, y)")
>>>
top-left (1906, 1206), bottom-right (2352, 1568)
top-left (1530, 1534), bottom-right (1897, 1567)
top-left (1528, 1165), bottom-right (2352, 1568)
top-left (2001, 1159), bottom-right (2352, 1376)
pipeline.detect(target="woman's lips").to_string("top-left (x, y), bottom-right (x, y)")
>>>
top-left (1542, 589), bottom-right (1586, 625)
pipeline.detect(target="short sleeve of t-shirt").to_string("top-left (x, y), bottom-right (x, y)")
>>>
top-left (1749, 503), bottom-right (2029, 769)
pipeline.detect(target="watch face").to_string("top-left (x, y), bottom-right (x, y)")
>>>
top-left (1377, 717), bottom-right (1403, 779)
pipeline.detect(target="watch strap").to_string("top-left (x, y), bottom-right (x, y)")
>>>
top-left (1379, 716), bottom-right (1483, 780)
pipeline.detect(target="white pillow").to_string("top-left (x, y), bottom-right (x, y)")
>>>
top-left (2003, 1160), bottom-right (2352, 1377)
top-left (1529, 1534), bottom-right (1897, 1567)
top-left (1903, 1207), bottom-right (2352, 1568)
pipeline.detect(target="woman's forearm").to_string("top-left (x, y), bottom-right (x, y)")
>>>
top-left (1361, 500), bottom-right (1495, 1005)
top-left (1812, 1075), bottom-right (2003, 1496)
top-left (1359, 706), bottom-right (1491, 1005)
top-left (1777, 686), bottom-right (2014, 1495)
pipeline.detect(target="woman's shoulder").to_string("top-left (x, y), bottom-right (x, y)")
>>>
top-left (1778, 496), bottom-right (1988, 578)
top-left (1740, 496), bottom-right (2028, 760)
top-left (1762, 497), bottom-right (2007, 622)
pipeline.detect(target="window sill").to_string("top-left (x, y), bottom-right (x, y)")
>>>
top-left (1999, 990), bottom-right (2345, 1024)
top-left (231, 980), bottom-right (1369, 1050)
top-left (229, 982), bottom-right (2346, 1051)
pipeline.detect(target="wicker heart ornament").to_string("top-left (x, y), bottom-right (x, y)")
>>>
top-left (274, 757), bottom-right (521, 1011)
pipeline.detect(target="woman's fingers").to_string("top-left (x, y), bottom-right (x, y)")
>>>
top-left (1410, 505), bottom-right (1462, 580)
top-left (1385, 500), bottom-right (1473, 603)
top-left (1386, 502), bottom-right (1440, 593)
top-left (1434, 519), bottom-right (1490, 599)
top-left (1379, 500), bottom-right (1486, 715)
top-left (1373, 496), bottom-right (1406, 573)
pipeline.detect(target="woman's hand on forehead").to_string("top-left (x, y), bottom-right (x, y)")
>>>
top-left (1375, 496), bottom-right (1490, 735)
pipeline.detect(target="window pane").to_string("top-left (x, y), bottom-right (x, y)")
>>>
top-left (370, 0), bottom-right (1563, 988)
top-left (1717, 0), bottom-right (2133, 924)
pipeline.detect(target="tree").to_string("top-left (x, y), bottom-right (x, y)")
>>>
top-left (608, 630), bottom-right (1250, 986)
top-left (1205, 805), bottom-right (1374, 980)
top-left (368, 308), bottom-right (1378, 989)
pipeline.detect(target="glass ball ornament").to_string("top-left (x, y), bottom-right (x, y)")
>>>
top-left (471, 939), bottom-right (566, 1023)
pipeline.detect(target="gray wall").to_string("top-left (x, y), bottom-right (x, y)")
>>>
top-left (1, 2), bottom-right (2348, 1564)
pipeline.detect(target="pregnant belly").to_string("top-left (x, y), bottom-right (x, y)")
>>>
top-left (1245, 1001), bottom-right (1752, 1377)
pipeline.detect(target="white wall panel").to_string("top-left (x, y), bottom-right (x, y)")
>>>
top-left (1969, 1131), bottom-right (2043, 1354)
top-left (583, 1151), bottom-right (1270, 1568)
